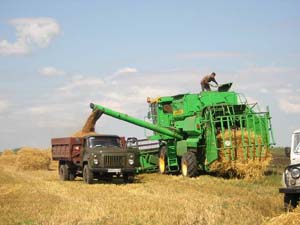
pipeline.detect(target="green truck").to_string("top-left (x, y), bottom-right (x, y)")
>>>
top-left (51, 134), bottom-right (136, 184)
top-left (90, 83), bottom-right (274, 177)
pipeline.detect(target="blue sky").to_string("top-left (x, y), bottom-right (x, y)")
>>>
top-left (0, 1), bottom-right (300, 149)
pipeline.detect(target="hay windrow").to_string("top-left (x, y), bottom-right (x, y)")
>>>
top-left (15, 147), bottom-right (51, 171)
top-left (72, 109), bottom-right (103, 137)
top-left (2, 149), bottom-right (15, 156)
top-left (0, 149), bottom-right (17, 165)
top-left (209, 129), bottom-right (272, 179)
top-left (265, 210), bottom-right (300, 225)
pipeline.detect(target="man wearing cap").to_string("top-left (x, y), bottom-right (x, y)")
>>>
top-left (200, 72), bottom-right (218, 91)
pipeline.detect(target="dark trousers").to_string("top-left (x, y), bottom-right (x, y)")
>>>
top-left (201, 83), bottom-right (211, 91)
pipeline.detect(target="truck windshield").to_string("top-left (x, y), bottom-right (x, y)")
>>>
top-left (88, 136), bottom-right (121, 148)
top-left (294, 133), bottom-right (300, 153)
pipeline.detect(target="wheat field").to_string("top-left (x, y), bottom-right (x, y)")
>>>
top-left (0, 149), bottom-right (298, 225)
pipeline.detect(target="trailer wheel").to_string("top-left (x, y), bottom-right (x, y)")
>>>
top-left (59, 164), bottom-right (69, 181)
top-left (159, 146), bottom-right (168, 174)
top-left (123, 174), bottom-right (134, 183)
top-left (181, 151), bottom-right (198, 177)
top-left (284, 193), bottom-right (299, 211)
top-left (83, 164), bottom-right (94, 184)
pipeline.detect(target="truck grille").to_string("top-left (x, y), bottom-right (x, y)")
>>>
top-left (104, 155), bottom-right (126, 167)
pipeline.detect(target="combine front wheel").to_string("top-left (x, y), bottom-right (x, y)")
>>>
top-left (159, 146), bottom-right (168, 174)
top-left (181, 152), bottom-right (198, 177)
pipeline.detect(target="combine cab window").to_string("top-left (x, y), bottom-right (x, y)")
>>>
top-left (88, 136), bottom-right (121, 148)
top-left (162, 104), bottom-right (173, 113)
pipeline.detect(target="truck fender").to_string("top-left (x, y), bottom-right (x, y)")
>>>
top-left (282, 172), bottom-right (287, 188)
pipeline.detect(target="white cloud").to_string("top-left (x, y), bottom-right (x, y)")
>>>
top-left (0, 100), bottom-right (9, 113)
top-left (39, 67), bottom-right (65, 76)
top-left (279, 96), bottom-right (300, 113)
top-left (260, 88), bottom-right (269, 93)
top-left (28, 106), bottom-right (49, 115)
top-left (245, 96), bottom-right (259, 104)
top-left (116, 67), bottom-right (138, 74)
top-left (276, 88), bottom-right (292, 94)
top-left (241, 66), bottom-right (294, 74)
top-left (178, 51), bottom-right (242, 59)
top-left (58, 76), bottom-right (104, 95)
top-left (0, 17), bottom-right (60, 55)
top-left (232, 65), bottom-right (299, 93)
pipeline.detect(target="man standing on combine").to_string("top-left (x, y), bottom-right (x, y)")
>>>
top-left (200, 72), bottom-right (218, 91)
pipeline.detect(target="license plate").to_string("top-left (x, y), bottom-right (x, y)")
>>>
top-left (108, 168), bottom-right (121, 173)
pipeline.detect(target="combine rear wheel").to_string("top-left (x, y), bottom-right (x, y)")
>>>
top-left (181, 152), bottom-right (198, 177)
top-left (83, 164), bottom-right (94, 184)
top-left (159, 146), bottom-right (168, 174)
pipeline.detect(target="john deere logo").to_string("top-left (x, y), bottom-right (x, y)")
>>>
top-left (173, 109), bottom-right (184, 115)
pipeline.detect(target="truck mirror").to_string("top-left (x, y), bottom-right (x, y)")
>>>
top-left (284, 147), bottom-right (291, 157)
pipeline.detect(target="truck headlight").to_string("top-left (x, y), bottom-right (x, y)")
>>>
top-left (291, 168), bottom-right (300, 179)
top-left (128, 159), bottom-right (134, 165)
top-left (93, 159), bottom-right (99, 165)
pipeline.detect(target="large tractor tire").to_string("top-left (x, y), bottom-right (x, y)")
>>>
top-left (83, 164), bottom-right (94, 184)
top-left (159, 146), bottom-right (168, 174)
top-left (284, 193), bottom-right (299, 211)
top-left (59, 164), bottom-right (69, 181)
top-left (181, 151), bottom-right (198, 177)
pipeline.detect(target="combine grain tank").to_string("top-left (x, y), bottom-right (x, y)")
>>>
top-left (90, 83), bottom-right (274, 177)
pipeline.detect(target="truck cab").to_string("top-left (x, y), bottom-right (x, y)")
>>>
top-left (279, 129), bottom-right (300, 210)
top-left (52, 134), bottom-right (136, 184)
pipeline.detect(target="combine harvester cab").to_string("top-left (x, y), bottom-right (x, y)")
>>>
top-left (91, 82), bottom-right (275, 178)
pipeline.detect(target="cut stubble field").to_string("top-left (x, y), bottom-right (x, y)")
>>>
top-left (0, 149), bottom-right (297, 225)
top-left (0, 166), bottom-right (283, 225)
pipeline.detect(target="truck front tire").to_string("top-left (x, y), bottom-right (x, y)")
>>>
top-left (284, 193), bottom-right (300, 211)
top-left (181, 151), bottom-right (198, 177)
top-left (123, 173), bottom-right (134, 183)
top-left (83, 164), bottom-right (94, 184)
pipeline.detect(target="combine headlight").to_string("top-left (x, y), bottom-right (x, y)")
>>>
top-left (291, 168), bottom-right (300, 179)
top-left (128, 159), bottom-right (134, 165)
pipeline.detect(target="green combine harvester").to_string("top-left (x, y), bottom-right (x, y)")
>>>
top-left (90, 83), bottom-right (274, 177)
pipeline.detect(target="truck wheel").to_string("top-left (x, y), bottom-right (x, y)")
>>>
top-left (123, 174), bottom-right (134, 183)
top-left (83, 164), bottom-right (94, 184)
top-left (284, 193), bottom-right (299, 211)
top-left (69, 172), bottom-right (75, 181)
top-left (159, 146), bottom-right (168, 174)
top-left (181, 151), bottom-right (198, 177)
top-left (59, 164), bottom-right (69, 181)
